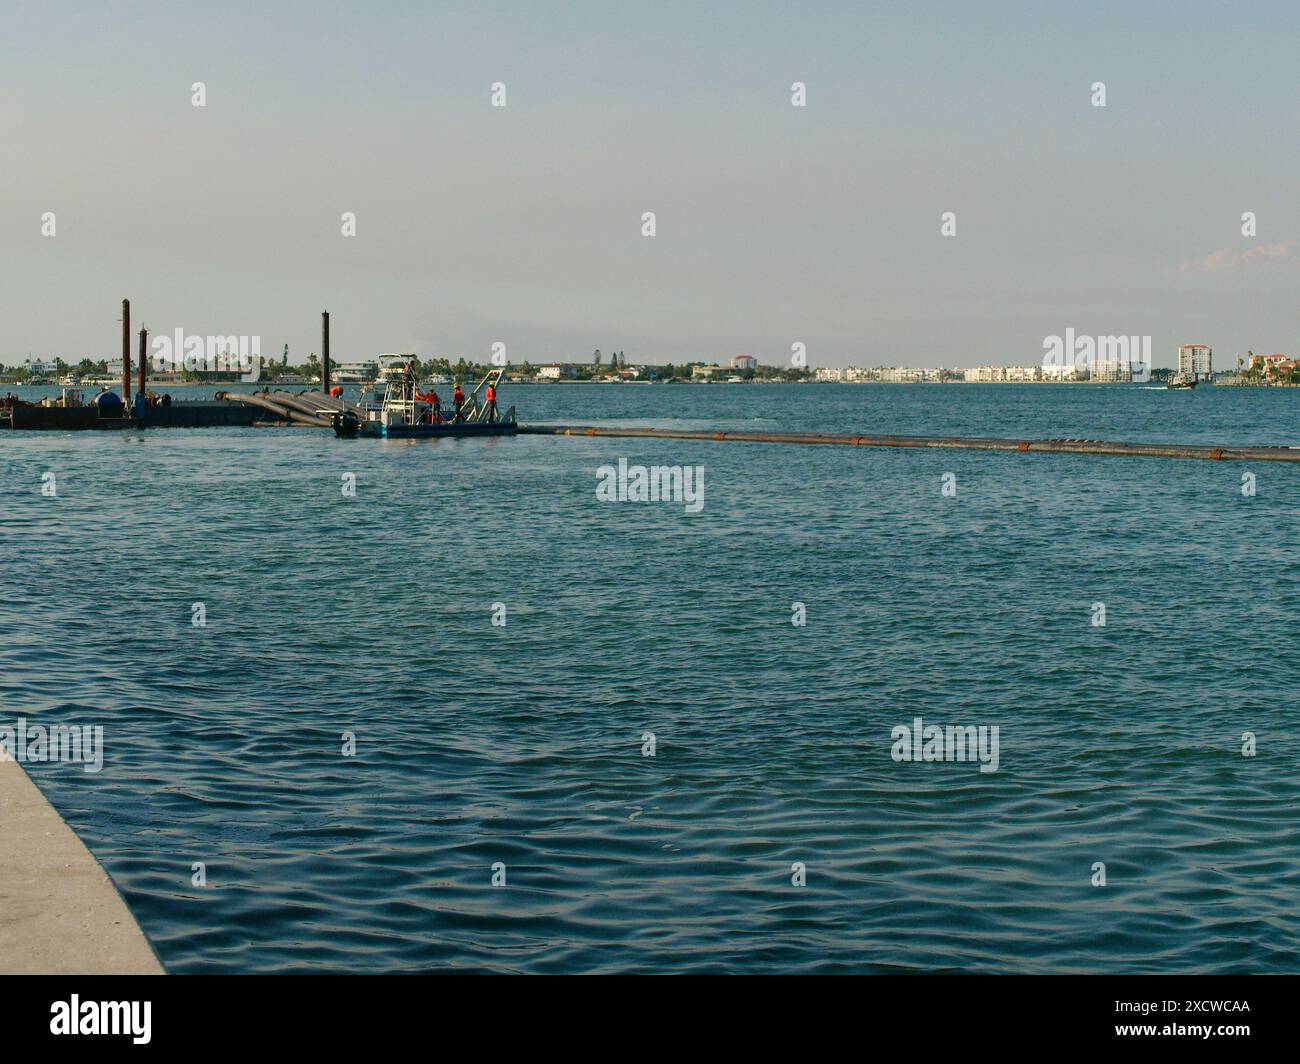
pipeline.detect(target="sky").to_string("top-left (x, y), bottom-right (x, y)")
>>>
top-left (3, 1), bottom-right (1299, 370)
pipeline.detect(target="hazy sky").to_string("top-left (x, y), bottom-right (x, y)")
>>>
top-left (4, 1), bottom-right (1299, 369)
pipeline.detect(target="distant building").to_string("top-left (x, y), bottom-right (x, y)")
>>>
top-left (537, 364), bottom-right (578, 380)
top-left (817, 363), bottom-right (1096, 383)
top-left (691, 364), bottom-right (726, 379)
top-left (1005, 366), bottom-right (1042, 382)
top-left (1249, 353), bottom-right (1293, 379)
top-left (730, 354), bottom-right (758, 370)
top-left (1041, 363), bottom-right (1088, 382)
top-left (1091, 360), bottom-right (1132, 383)
top-left (1178, 344), bottom-right (1213, 381)
top-left (334, 360), bottom-right (379, 383)
top-left (878, 366), bottom-right (942, 382)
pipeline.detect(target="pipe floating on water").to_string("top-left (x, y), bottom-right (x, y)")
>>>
top-left (519, 425), bottom-right (1300, 463)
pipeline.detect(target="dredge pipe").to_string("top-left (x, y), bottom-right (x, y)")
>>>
top-left (266, 391), bottom-right (343, 420)
top-left (303, 391), bottom-right (347, 412)
top-left (215, 391), bottom-right (332, 427)
top-left (518, 425), bottom-right (1300, 464)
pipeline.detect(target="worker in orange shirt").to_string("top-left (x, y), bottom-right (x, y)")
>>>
top-left (483, 381), bottom-right (497, 422)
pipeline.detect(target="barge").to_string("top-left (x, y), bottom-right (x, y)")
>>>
top-left (1, 387), bottom-right (343, 431)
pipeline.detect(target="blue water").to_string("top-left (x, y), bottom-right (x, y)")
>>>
top-left (3, 383), bottom-right (1299, 973)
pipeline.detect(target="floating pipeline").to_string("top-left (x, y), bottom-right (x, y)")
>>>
top-left (518, 425), bottom-right (1300, 463)
top-left (6, 401), bottom-right (1298, 462)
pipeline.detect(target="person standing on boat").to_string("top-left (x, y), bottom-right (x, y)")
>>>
top-left (429, 387), bottom-right (442, 425)
top-left (484, 381), bottom-right (498, 422)
top-left (453, 382), bottom-right (465, 422)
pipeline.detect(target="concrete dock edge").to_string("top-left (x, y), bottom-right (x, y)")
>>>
top-left (0, 757), bottom-right (164, 974)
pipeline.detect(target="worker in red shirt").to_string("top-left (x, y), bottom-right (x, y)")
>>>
top-left (429, 388), bottom-right (441, 424)
top-left (483, 382), bottom-right (497, 422)
top-left (452, 382), bottom-right (465, 422)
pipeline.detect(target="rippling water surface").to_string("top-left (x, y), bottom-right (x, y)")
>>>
top-left (3, 383), bottom-right (1299, 973)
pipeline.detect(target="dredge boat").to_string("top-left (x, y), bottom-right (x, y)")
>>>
top-left (1166, 373), bottom-right (1198, 390)
top-left (332, 368), bottom-right (516, 438)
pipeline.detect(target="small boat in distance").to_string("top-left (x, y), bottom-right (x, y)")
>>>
top-left (1166, 373), bottom-right (1197, 390)
top-left (375, 354), bottom-right (411, 385)
top-left (332, 368), bottom-right (515, 438)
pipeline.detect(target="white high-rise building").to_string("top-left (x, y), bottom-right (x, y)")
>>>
top-left (1005, 366), bottom-right (1041, 382)
top-left (1178, 344), bottom-right (1212, 380)
top-left (1091, 360), bottom-right (1132, 383)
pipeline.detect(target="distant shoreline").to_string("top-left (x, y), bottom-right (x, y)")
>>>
top-left (4, 377), bottom-right (1297, 389)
